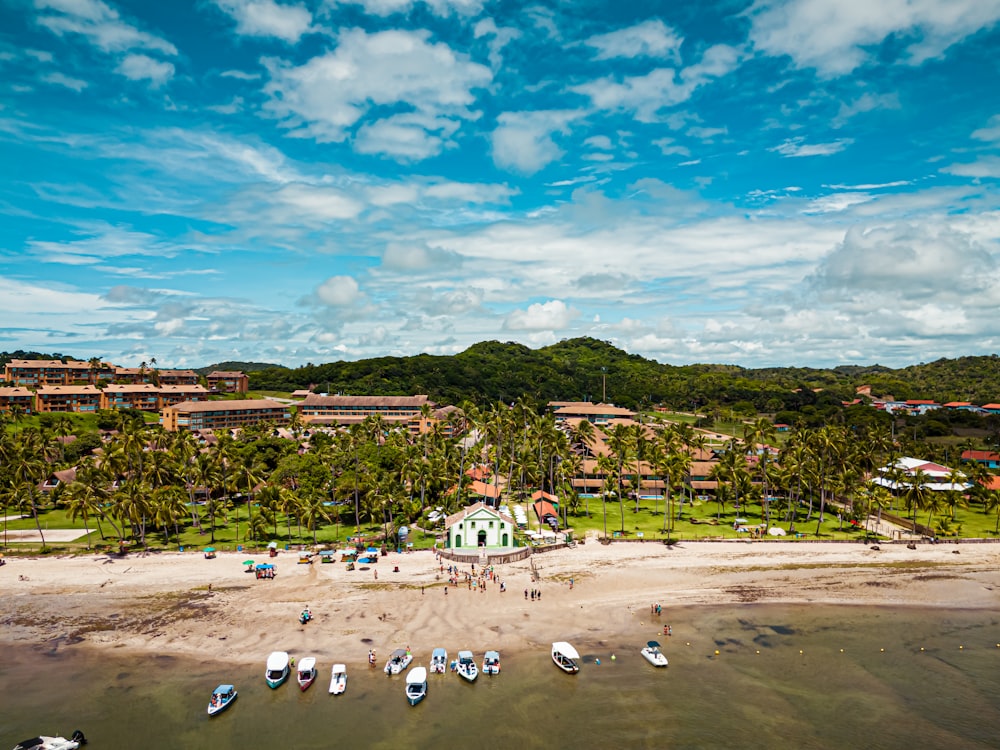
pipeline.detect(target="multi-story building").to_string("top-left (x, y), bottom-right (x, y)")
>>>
top-left (157, 369), bottom-right (200, 386)
top-left (298, 394), bottom-right (431, 427)
top-left (35, 385), bottom-right (101, 413)
top-left (158, 384), bottom-right (209, 408)
top-left (549, 401), bottom-right (636, 424)
top-left (160, 399), bottom-right (289, 431)
top-left (4, 359), bottom-right (96, 386)
top-left (101, 384), bottom-right (161, 412)
top-left (206, 371), bottom-right (249, 393)
top-left (0, 386), bottom-right (36, 414)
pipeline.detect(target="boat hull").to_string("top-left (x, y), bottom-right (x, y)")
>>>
top-left (406, 689), bottom-right (427, 706)
top-left (207, 694), bottom-right (237, 716)
top-left (265, 669), bottom-right (289, 689)
top-left (457, 667), bottom-right (478, 682)
top-left (552, 655), bottom-right (579, 673)
top-left (641, 650), bottom-right (668, 667)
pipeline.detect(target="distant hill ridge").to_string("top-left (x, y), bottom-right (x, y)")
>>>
top-left (4, 340), bottom-right (1000, 409)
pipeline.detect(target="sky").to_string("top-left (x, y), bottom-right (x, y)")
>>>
top-left (2, 0), bottom-right (1000, 371)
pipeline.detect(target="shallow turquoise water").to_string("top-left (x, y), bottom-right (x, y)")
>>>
top-left (3, 605), bottom-right (1000, 749)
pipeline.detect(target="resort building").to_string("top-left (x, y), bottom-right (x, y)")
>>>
top-left (158, 384), bottom-right (209, 408)
top-left (960, 450), bottom-right (1000, 469)
top-left (4, 359), bottom-right (95, 386)
top-left (35, 384), bottom-right (102, 413)
top-left (160, 399), bottom-right (289, 432)
top-left (871, 457), bottom-right (969, 492)
top-left (298, 394), bottom-right (432, 426)
top-left (156, 369), bottom-right (200, 386)
top-left (206, 371), bottom-right (249, 393)
top-left (0, 386), bottom-right (36, 414)
top-left (549, 401), bottom-right (636, 424)
top-left (445, 502), bottom-right (515, 550)
top-left (101, 383), bottom-right (161, 412)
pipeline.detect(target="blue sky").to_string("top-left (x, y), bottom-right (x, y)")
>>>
top-left (2, 0), bottom-right (1000, 370)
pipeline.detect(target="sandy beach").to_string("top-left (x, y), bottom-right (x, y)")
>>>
top-left (3, 538), bottom-right (999, 666)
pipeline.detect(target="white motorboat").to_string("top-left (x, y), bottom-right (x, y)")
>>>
top-left (405, 666), bottom-right (428, 706)
top-left (297, 656), bottom-right (318, 691)
top-left (641, 640), bottom-right (669, 667)
top-left (483, 650), bottom-right (501, 675)
top-left (430, 648), bottom-right (447, 674)
top-left (265, 651), bottom-right (290, 689)
top-left (456, 650), bottom-right (478, 682)
top-left (552, 641), bottom-right (580, 673)
top-left (207, 684), bottom-right (237, 716)
top-left (384, 648), bottom-right (413, 675)
top-left (12, 733), bottom-right (86, 750)
top-left (329, 664), bottom-right (347, 695)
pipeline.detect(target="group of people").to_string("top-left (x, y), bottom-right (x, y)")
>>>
top-left (525, 588), bottom-right (542, 601)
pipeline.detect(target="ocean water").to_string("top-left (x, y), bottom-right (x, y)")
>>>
top-left (3, 605), bottom-right (1000, 750)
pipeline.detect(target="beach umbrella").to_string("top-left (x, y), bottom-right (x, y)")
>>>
top-left (243, 559), bottom-right (255, 566)
top-left (734, 517), bottom-right (749, 524)
top-left (768, 527), bottom-right (786, 536)
top-left (204, 547), bottom-right (216, 552)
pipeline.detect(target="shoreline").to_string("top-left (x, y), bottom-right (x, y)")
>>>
top-left (3, 540), bottom-right (999, 666)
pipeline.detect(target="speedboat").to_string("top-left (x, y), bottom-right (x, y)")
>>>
top-left (207, 684), bottom-right (237, 716)
top-left (641, 640), bottom-right (669, 667)
top-left (265, 651), bottom-right (290, 688)
top-left (430, 648), bottom-right (448, 674)
top-left (12, 732), bottom-right (86, 750)
top-left (552, 642), bottom-right (580, 674)
top-left (384, 648), bottom-right (412, 675)
top-left (329, 663), bottom-right (347, 695)
top-left (456, 650), bottom-right (478, 682)
top-left (297, 656), bottom-right (318, 691)
top-left (405, 666), bottom-right (428, 706)
top-left (483, 650), bottom-right (501, 675)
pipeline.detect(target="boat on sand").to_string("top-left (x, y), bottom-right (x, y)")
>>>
top-left (552, 642), bottom-right (580, 673)
top-left (384, 649), bottom-right (412, 675)
top-left (430, 648), bottom-right (447, 674)
top-left (265, 651), bottom-right (290, 688)
top-left (329, 664), bottom-right (347, 695)
top-left (456, 650), bottom-right (478, 682)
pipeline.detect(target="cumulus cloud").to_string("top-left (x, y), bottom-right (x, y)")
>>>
top-left (262, 28), bottom-right (491, 157)
top-left (583, 19), bottom-right (683, 61)
top-left (323, 0), bottom-right (485, 17)
top-left (116, 53), bottom-right (174, 86)
top-left (748, 0), bottom-right (1000, 77)
top-left (314, 275), bottom-right (364, 306)
top-left (213, 0), bottom-right (313, 43)
top-left (490, 110), bottom-right (580, 174)
top-left (503, 299), bottom-right (579, 330)
top-left (770, 137), bottom-right (852, 157)
top-left (35, 0), bottom-right (178, 56)
top-left (381, 242), bottom-right (461, 272)
top-left (41, 71), bottom-right (88, 91)
top-left (473, 17), bottom-right (521, 69)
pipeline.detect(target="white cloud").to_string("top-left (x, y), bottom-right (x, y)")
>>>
top-left (35, 0), bottom-right (177, 56)
top-left (833, 92), bottom-right (900, 126)
top-left (770, 137), bottom-right (852, 157)
top-left (42, 71), bottom-right (88, 91)
top-left (213, 0), bottom-right (313, 43)
top-left (490, 110), bottom-right (580, 174)
top-left (115, 53), bottom-right (174, 86)
top-left (263, 28), bottom-right (491, 156)
top-left (584, 135), bottom-right (613, 150)
top-left (940, 156), bottom-right (1000, 179)
top-left (473, 17), bottom-right (521, 68)
top-left (323, 0), bottom-right (485, 17)
top-left (748, 0), bottom-right (1000, 77)
top-left (583, 19), bottom-right (683, 61)
top-left (220, 69), bottom-right (261, 80)
top-left (972, 115), bottom-right (1000, 144)
top-left (315, 275), bottom-right (364, 306)
top-left (504, 299), bottom-right (579, 331)
top-left (652, 137), bottom-right (691, 157)
top-left (355, 112), bottom-right (459, 160)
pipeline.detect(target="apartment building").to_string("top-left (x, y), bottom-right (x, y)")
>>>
top-left (161, 399), bottom-right (289, 431)
top-left (0, 386), bottom-right (36, 414)
top-left (4, 359), bottom-right (97, 386)
top-left (206, 371), bottom-right (249, 393)
top-left (157, 369), bottom-right (200, 386)
top-left (298, 394), bottom-right (431, 425)
top-left (35, 384), bottom-right (102, 413)
top-left (101, 383), bottom-right (161, 412)
top-left (158, 384), bottom-right (209, 408)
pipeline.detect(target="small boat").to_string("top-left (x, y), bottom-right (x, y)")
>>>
top-left (405, 666), bottom-right (428, 706)
top-left (483, 650), bottom-right (501, 675)
top-left (297, 656), bottom-right (318, 691)
top-left (207, 684), bottom-right (237, 716)
top-left (430, 648), bottom-right (448, 674)
top-left (329, 664), bottom-right (347, 695)
top-left (456, 650), bottom-right (478, 682)
top-left (641, 640), bottom-right (669, 667)
top-left (12, 732), bottom-right (86, 750)
top-left (265, 651), bottom-right (290, 688)
top-left (552, 642), bottom-right (580, 674)
top-left (384, 648), bottom-right (413, 675)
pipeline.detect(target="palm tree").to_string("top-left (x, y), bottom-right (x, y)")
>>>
top-left (64, 479), bottom-right (102, 549)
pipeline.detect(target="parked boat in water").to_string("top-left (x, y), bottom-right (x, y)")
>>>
top-left (430, 648), bottom-right (448, 674)
top-left (384, 649), bottom-right (413, 675)
top-left (297, 657), bottom-right (318, 691)
top-left (329, 664), bottom-right (347, 695)
top-left (12, 732), bottom-right (86, 750)
top-left (456, 650), bottom-right (478, 682)
top-left (552, 642), bottom-right (580, 674)
top-left (265, 651), bottom-right (290, 688)
top-left (641, 641), bottom-right (669, 667)
top-left (207, 684), bottom-right (237, 716)
top-left (483, 650), bottom-right (501, 675)
top-left (405, 666), bottom-right (428, 706)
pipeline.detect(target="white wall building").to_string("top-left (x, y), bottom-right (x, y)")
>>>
top-left (445, 503), bottom-right (516, 550)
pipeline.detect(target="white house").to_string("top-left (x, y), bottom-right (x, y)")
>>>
top-left (871, 457), bottom-right (970, 492)
top-left (445, 502), bottom-right (516, 550)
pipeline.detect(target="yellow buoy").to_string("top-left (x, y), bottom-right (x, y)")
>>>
top-left (959, 645), bottom-right (964, 650)
top-left (799, 650), bottom-right (803, 655)
top-left (839, 649), bottom-right (844, 653)
top-left (756, 650), bottom-right (760, 654)
top-left (611, 654), bottom-right (616, 661)
top-left (714, 650), bottom-right (720, 655)
top-left (880, 648), bottom-right (885, 652)
top-left (920, 647), bottom-right (924, 652)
